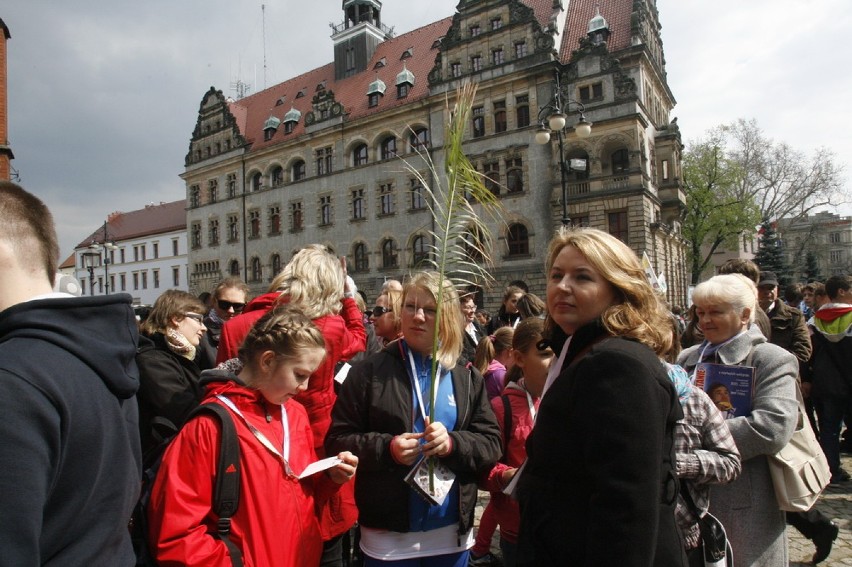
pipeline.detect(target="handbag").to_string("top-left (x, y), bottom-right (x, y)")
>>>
top-left (680, 483), bottom-right (732, 567)
top-left (767, 385), bottom-right (831, 512)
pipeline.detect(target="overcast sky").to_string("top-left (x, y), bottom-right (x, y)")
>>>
top-left (4, 0), bottom-right (850, 260)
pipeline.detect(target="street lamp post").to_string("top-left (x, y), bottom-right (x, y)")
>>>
top-left (90, 221), bottom-right (118, 294)
top-left (81, 251), bottom-right (101, 295)
top-left (535, 69), bottom-right (593, 226)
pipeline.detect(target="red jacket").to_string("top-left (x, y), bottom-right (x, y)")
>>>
top-left (481, 379), bottom-right (539, 543)
top-left (216, 292), bottom-right (282, 365)
top-left (215, 294), bottom-right (366, 538)
top-left (147, 377), bottom-right (344, 567)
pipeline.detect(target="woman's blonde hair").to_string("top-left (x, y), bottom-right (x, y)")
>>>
top-left (379, 288), bottom-right (403, 336)
top-left (270, 245), bottom-right (343, 319)
top-left (141, 289), bottom-right (206, 336)
top-left (473, 326), bottom-right (514, 376)
top-left (404, 271), bottom-right (464, 368)
top-left (692, 274), bottom-right (757, 323)
top-left (238, 304), bottom-right (326, 379)
top-left (544, 227), bottom-right (673, 357)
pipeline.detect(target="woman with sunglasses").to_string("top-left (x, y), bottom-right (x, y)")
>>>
top-left (136, 289), bottom-right (208, 458)
top-left (371, 288), bottom-right (402, 346)
top-left (197, 277), bottom-right (249, 371)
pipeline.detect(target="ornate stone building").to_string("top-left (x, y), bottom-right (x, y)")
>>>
top-left (183, 0), bottom-right (688, 308)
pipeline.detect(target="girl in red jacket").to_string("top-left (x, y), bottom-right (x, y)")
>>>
top-left (471, 318), bottom-right (552, 567)
top-left (148, 305), bottom-right (358, 567)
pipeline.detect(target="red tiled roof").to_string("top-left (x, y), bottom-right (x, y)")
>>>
top-left (231, 16), bottom-right (453, 151)
top-left (74, 199), bottom-right (187, 248)
top-left (59, 252), bottom-right (75, 270)
top-left (560, 0), bottom-right (633, 62)
top-left (226, 1), bottom-right (620, 150)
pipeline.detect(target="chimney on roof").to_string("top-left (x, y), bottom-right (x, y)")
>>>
top-left (107, 211), bottom-right (122, 221)
top-left (0, 18), bottom-right (13, 182)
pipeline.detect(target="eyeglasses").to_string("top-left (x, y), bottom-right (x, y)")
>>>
top-left (184, 312), bottom-right (205, 323)
top-left (371, 306), bottom-right (391, 317)
top-left (217, 299), bottom-right (246, 312)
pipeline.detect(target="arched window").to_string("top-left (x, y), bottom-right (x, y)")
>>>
top-left (353, 143), bottom-right (368, 166)
top-left (380, 137), bottom-right (397, 160)
top-left (507, 223), bottom-right (529, 256)
top-left (292, 160), bottom-right (306, 181)
top-left (381, 239), bottom-right (397, 268)
top-left (270, 253), bottom-right (282, 277)
top-left (506, 158), bottom-right (524, 193)
top-left (250, 172), bottom-right (263, 192)
top-left (271, 166), bottom-right (284, 187)
top-left (611, 149), bottom-right (629, 173)
top-left (250, 257), bottom-right (262, 282)
top-left (229, 260), bottom-right (240, 276)
top-left (411, 235), bottom-right (428, 267)
top-left (353, 243), bottom-right (369, 272)
top-left (409, 128), bottom-right (429, 152)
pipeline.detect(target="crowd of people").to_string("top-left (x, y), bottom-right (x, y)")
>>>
top-left (2, 179), bottom-right (850, 566)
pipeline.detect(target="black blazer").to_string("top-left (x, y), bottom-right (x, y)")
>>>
top-left (461, 320), bottom-right (485, 364)
top-left (517, 321), bottom-right (686, 566)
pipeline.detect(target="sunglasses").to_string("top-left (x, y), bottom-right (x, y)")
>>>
top-left (184, 312), bottom-right (205, 323)
top-left (217, 299), bottom-right (246, 312)
top-left (371, 306), bottom-right (391, 317)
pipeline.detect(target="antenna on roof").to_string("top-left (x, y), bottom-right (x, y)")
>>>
top-left (229, 56), bottom-right (252, 100)
top-left (262, 4), bottom-right (267, 90)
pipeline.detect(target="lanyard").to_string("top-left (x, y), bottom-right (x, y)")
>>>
top-left (216, 394), bottom-right (294, 477)
top-left (542, 335), bottom-right (571, 398)
top-left (522, 384), bottom-right (537, 422)
top-left (406, 348), bottom-right (442, 427)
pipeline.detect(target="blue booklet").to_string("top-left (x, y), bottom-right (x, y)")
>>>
top-left (694, 363), bottom-right (755, 418)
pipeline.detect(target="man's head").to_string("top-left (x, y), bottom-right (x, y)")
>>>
top-left (757, 271), bottom-right (779, 312)
top-left (0, 182), bottom-right (59, 309)
top-left (783, 283), bottom-right (803, 307)
top-left (718, 259), bottom-right (760, 284)
top-left (802, 283), bottom-right (816, 309)
top-left (825, 275), bottom-right (852, 303)
top-left (813, 282), bottom-right (829, 309)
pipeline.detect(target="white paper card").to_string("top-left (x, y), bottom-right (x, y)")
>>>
top-left (404, 456), bottom-right (456, 506)
top-left (334, 363), bottom-right (352, 384)
top-left (299, 456), bottom-right (342, 479)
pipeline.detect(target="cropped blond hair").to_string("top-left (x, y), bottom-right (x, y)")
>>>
top-left (404, 271), bottom-right (464, 368)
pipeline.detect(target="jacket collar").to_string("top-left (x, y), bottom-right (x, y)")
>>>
top-left (681, 324), bottom-right (765, 367)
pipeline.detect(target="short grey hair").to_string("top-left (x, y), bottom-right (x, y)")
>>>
top-left (692, 274), bottom-right (757, 323)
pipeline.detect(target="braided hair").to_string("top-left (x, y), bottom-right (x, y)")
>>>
top-left (238, 304), bottom-right (326, 374)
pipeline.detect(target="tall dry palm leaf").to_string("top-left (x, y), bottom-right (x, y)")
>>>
top-left (401, 83), bottom-right (505, 490)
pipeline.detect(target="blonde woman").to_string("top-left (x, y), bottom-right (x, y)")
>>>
top-left (516, 227), bottom-right (686, 566)
top-left (326, 271), bottom-right (501, 566)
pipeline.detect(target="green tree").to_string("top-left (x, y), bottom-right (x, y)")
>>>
top-left (681, 119), bottom-right (848, 284)
top-left (753, 218), bottom-right (791, 285)
top-left (803, 251), bottom-right (823, 283)
top-left (681, 131), bottom-right (761, 284)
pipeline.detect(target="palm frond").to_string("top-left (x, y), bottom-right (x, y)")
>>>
top-left (397, 83), bottom-right (506, 491)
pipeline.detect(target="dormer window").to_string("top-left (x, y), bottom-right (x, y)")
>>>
top-left (283, 107), bottom-right (301, 135)
top-left (395, 64), bottom-right (415, 99)
top-left (367, 76), bottom-right (387, 107)
top-left (401, 48), bottom-right (413, 60)
top-left (275, 96), bottom-right (286, 106)
top-left (374, 58), bottom-right (387, 69)
top-left (316, 81), bottom-right (327, 92)
top-left (296, 89), bottom-right (306, 99)
top-left (397, 84), bottom-right (409, 98)
top-left (263, 116), bottom-right (280, 141)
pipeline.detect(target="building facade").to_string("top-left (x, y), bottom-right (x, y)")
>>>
top-left (183, 0), bottom-right (688, 308)
top-left (73, 200), bottom-right (188, 305)
top-left (778, 211), bottom-right (852, 280)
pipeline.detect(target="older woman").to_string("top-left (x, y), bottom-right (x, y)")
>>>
top-left (326, 271), bottom-right (502, 566)
top-left (136, 289), bottom-right (208, 457)
top-left (678, 274), bottom-right (798, 566)
top-left (516, 227), bottom-right (686, 566)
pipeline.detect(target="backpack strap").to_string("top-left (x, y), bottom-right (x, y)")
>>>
top-left (190, 403), bottom-right (244, 567)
